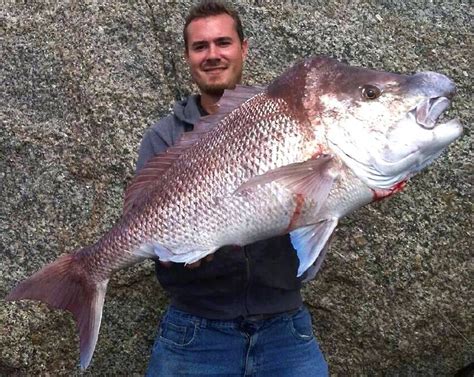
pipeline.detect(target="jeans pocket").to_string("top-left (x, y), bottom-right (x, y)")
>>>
top-left (159, 319), bottom-right (197, 347)
top-left (289, 308), bottom-right (315, 342)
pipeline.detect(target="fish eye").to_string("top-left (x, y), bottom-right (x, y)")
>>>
top-left (361, 85), bottom-right (381, 100)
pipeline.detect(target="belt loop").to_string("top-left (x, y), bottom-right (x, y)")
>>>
top-left (199, 317), bottom-right (207, 328)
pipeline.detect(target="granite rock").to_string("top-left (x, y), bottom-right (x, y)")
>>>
top-left (1, 1), bottom-right (472, 375)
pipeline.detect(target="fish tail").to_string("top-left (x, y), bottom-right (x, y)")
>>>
top-left (6, 251), bottom-right (108, 370)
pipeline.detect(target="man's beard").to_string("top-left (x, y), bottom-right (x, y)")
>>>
top-left (200, 82), bottom-right (233, 95)
top-left (198, 70), bottom-right (243, 96)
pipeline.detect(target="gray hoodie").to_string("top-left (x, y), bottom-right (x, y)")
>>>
top-left (136, 95), bottom-right (202, 171)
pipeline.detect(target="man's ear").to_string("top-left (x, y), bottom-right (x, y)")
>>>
top-left (241, 39), bottom-right (249, 60)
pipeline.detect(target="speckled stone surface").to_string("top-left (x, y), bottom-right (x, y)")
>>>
top-left (1, 1), bottom-right (472, 375)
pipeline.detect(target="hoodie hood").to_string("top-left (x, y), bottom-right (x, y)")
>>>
top-left (173, 94), bottom-right (204, 125)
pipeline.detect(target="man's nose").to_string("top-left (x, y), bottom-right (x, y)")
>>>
top-left (206, 44), bottom-right (220, 60)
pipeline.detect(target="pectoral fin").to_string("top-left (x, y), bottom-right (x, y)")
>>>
top-left (236, 155), bottom-right (338, 213)
top-left (290, 219), bottom-right (338, 277)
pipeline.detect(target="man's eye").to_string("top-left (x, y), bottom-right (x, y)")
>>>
top-left (193, 45), bottom-right (206, 51)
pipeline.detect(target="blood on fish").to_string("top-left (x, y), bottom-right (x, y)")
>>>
top-left (286, 194), bottom-right (305, 232)
top-left (311, 145), bottom-right (324, 159)
top-left (371, 181), bottom-right (407, 201)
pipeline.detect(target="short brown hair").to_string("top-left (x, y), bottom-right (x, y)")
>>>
top-left (183, 1), bottom-right (244, 51)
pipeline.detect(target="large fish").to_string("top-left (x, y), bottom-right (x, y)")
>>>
top-left (6, 57), bottom-right (463, 369)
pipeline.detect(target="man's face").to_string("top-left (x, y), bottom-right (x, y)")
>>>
top-left (185, 14), bottom-right (248, 95)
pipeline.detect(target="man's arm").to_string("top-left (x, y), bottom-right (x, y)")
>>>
top-left (136, 127), bottom-right (170, 173)
top-left (135, 111), bottom-right (187, 173)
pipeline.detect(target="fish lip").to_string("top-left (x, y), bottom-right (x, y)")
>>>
top-left (414, 96), bottom-right (451, 129)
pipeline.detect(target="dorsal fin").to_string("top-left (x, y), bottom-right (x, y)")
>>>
top-left (123, 85), bottom-right (265, 215)
top-left (194, 85), bottom-right (265, 131)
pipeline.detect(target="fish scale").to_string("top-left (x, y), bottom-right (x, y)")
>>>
top-left (133, 95), bottom-right (304, 256)
top-left (6, 57), bottom-right (463, 369)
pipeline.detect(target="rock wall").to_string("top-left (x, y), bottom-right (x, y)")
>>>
top-left (1, 1), bottom-right (472, 375)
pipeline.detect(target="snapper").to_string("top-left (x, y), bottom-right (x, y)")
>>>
top-left (6, 57), bottom-right (463, 369)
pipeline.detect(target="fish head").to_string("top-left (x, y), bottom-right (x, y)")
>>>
top-left (270, 57), bottom-right (464, 189)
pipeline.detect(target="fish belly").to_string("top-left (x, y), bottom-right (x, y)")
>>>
top-left (152, 182), bottom-right (300, 263)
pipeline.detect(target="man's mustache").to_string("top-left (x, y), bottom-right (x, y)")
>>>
top-left (202, 60), bottom-right (228, 70)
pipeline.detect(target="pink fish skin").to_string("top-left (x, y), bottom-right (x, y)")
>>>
top-left (6, 57), bottom-right (463, 369)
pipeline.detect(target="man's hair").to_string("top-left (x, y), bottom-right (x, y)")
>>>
top-left (183, 1), bottom-right (244, 50)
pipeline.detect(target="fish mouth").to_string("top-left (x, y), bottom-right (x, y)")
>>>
top-left (410, 95), bottom-right (463, 147)
top-left (378, 99), bottom-right (463, 181)
top-left (414, 96), bottom-right (451, 129)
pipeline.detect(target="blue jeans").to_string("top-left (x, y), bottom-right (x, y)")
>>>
top-left (146, 306), bottom-right (329, 376)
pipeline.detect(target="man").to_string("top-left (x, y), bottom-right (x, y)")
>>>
top-left (137, 2), bottom-right (329, 376)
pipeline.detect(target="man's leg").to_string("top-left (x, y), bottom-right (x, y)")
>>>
top-left (146, 307), bottom-right (247, 377)
top-left (250, 307), bottom-right (329, 377)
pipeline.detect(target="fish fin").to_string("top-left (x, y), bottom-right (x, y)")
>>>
top-left (153, 243), bottom-right (213, 265)
top-left (151, 243), bottom-right (175, 261)
top-left (123, 85), bottom-right (264, 215)
top-left (196, 85), bottom-right (265, 130)
top-left (6, 252), bottom-right (107, 370)
top-left (151, 241), bottom-right (218, 266)
top-left (290, 219), bottom-right (338, 277)
top-left (299, 231), bottom-right (335, 282)
top-left (123, 152), bottom-right (180, 215)
top-left (236, 155), bottom-right (338, 211)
